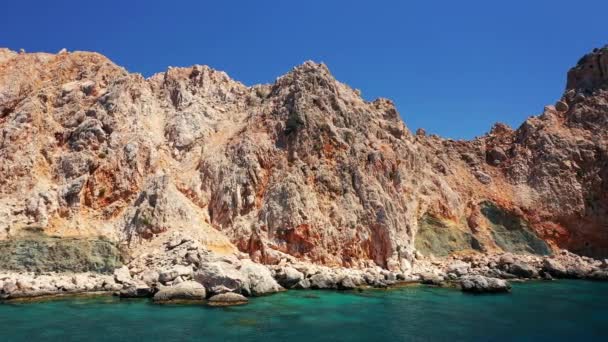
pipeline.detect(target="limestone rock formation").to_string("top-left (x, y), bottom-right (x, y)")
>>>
top-left (460, 275), bottom-right (511, 293)
top-left (153, 281), bottom-right (206, 302)
top-left (207, 292), bottom-right (248, 306)
top-left (1, 45), bottom-right (608, 298)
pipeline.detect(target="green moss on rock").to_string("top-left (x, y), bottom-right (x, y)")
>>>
top-left (480, 201), bottom-right (551, 255)
top-left (0, 236), bottom-right (122, 273)
top-left (415, 214), bottom-right (482, 257)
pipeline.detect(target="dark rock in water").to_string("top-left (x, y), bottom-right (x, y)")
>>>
top-left (491, 269), bottom-right (518, 280)
top-left (153, 281), bottom-right (206, 302)
top-left (303, 294), bottom-right (320, 299)
top-left (540, 271), bottom-right (554, 280)
top-left (508, 262), bottom-right (537, 278)
top-left (208, 292), bottom-right (248, 306)
top-left (293, 278), bottom-right (311, 289)
top-left (420, 273), bottom-right (444, 286)
top-left (384, 278), bottom-right (397, 286)
top-left (460, 275), bottom-right (511, 293)
top-left (274, 266), bottom-right (303, 289)
top-left (367, 276), bottom-right (389, 288)
top-left (119, 286), bottom-right (155, 298)
top-left (337, 277), bottom-right (357, 290)
top-left (566, 265), bottom-right (592, 279)
top-left (588, 270), bottom-right (608, 281)
top-left (542, 259), bottom-right (568, 278)
top-left (371, 280), bottom-right (388, 288)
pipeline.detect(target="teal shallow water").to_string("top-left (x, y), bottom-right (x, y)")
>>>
top-left (0, 280), bottom-right (606, 341)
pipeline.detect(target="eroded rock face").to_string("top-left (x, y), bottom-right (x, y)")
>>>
top-left (274, 266), bottom-right (303, 288)
top-left (193, 261), bottom-right (250, 295)
top-left (0, 236), bottom-right (121, 273)
top-left (0, 46), bottom-right (607, 286)
top-left (567, 46), bottom-right (608, 92)
top-left (238, 260), bottom-right (283, 295)
top-left (0, 271), bottom-right (122, 299)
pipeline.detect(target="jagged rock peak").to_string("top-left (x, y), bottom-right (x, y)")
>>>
top-left (287, 60), bottom-right (332, 77)
top-left (271, 60), bottom-right (339, 94)
top-left (567, 45), bottom-right (608, 92)
top-left (488, 123), bottom-right (513, 137)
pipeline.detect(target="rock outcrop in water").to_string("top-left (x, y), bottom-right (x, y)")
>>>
top-left (1, 45), bottom-right (608, 299)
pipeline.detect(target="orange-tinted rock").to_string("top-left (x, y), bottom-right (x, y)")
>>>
top-left (1, 46), bottom-right (608, 278)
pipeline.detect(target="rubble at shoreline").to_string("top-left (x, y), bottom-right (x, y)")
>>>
top-left (3, 245), bottom-right (607, 302)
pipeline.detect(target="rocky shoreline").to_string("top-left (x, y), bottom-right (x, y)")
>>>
top-left (2, 47), bottom-right (608, 309)
top-left (3, 241), bottom-right (608, 303)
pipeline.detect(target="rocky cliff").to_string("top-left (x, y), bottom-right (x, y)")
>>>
top-left (1, 45), bottom-right (607, 285)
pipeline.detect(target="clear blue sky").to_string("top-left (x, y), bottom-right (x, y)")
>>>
top-left (3, 0), bottom-right (607, 138)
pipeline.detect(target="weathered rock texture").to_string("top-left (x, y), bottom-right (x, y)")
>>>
top-left (0, 235), bottom-right (120, 273)
top-left (1, 45), bottom-right (607, 289)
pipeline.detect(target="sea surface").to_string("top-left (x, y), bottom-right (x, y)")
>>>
top-left (0, 280), bottom-right (606, 341)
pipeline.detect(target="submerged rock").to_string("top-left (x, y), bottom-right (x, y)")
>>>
top-left (208, 292), bottom-right (249, 306)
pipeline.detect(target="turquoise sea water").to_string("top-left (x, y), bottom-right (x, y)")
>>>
top-left (0, 280), bottom-right (606, 341)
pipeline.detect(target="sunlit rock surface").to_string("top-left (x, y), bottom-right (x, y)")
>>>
top-left (1, 46), bottom-right (607, 298)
